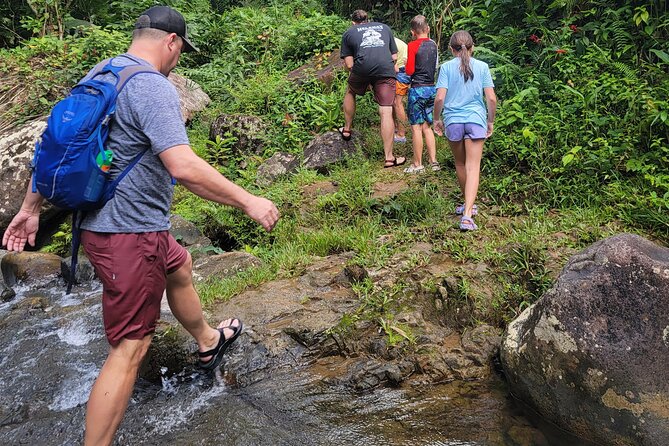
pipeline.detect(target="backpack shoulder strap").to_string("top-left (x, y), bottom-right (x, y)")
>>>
top-left (80, 55), bottom-right (162, 93)
top-left (115, 64), bottom-right (162, 92)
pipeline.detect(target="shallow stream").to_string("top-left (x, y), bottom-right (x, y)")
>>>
top-left (0, 284), bottom-right (594, 445)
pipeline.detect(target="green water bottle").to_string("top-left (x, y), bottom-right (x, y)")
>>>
top-left (96, 149), bottom-right (113, 172)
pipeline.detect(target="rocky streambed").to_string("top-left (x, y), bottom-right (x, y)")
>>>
top-left (0, 243), bottom-right (595, 446)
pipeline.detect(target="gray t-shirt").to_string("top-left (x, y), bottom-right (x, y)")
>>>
top-left (79, 54), bottom-right (189, 233)
top-left (340, 22), bottom-right (397, 78)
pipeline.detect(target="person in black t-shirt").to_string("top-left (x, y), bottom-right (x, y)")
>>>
top-left (339, 9), bottom-right (406, 168)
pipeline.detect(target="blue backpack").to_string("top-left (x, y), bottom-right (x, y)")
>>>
top-left (32, 57), bottom-right (160, 293)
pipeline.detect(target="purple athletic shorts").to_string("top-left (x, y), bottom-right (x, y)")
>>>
top-left (446, 123), bottom-right (487, 141)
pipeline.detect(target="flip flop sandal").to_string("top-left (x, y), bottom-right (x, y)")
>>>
top-left (430, 161), bottom-right (441, 171)
top-left (338, 127), bottom-right (352, 141)
top-left (198, 319), bottom-right (244, 371)
top-left (383, 156), bottom-right (407, 168)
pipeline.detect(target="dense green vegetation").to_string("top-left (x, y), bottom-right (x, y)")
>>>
top-left (1, 1), bottom-right (667, 331)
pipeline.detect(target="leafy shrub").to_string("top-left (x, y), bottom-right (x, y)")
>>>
top-left (0, 28), bottom-right (128, 129)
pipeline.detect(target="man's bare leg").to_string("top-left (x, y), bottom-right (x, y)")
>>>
top-left (84, 336), bottom-right (151, 446)
top-left (393, 94), bottom-right (407, 138)
top-left (380, 105), bottom-right (403, 164)
top-left (166, 253), bottom-right (238, 361)
top-left (343, 88), bottom-right (356, 132)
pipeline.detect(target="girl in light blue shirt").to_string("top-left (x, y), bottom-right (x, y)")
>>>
top-left (433, 30), bottom-right (497, 231)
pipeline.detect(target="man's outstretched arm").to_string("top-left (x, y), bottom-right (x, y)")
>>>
top-left (159, 144), bottom-right (280, 232)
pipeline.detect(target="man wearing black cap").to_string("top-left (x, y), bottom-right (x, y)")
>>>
top-left (2, 6), bottom-right (279, 445)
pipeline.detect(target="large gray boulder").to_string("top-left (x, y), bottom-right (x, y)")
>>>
top-left (256, 152), bottom-right (298, 186)
top-left (501, 233), bottom-right (669, 446)
top-left (168, 72), bottom-right (211, 123)
top-left (302, 131), bottom-right (358, 173)
top-left (286, 49), bottom-right (345, 88)
top-left (1, 251), bottom-right (62, 286)
top-left (0, 120), bottom-right (60, 233)
top-left (209, 114), bottom-right (268, 155)
top-left (169, 214), bottom-right (212, 248)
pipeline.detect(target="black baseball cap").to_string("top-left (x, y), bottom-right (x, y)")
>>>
top-left (135, 6), bottom-right (198, 53)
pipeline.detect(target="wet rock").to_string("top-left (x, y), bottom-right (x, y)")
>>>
top-left (461, 324), bottom-right (502, 367)
top-left (1, 282), bottom-right (15, 302)
top-left (507, 425), bottom-right (549, 446)
top-left (366, 338), bottom-right (390, 358)
top-left (256, 152), bottom-right (298, 186)
top-left (441, 276), bottom-right (476, 328)
top-left (209, 114), bottom-right (268, 155)
top-left (286, 49), bottom-right (344, 88)
top-left (302, 131), bottom-right (358, 173)
top-left (167, 72), bottom-right (210, 123)
top-left (209, 253), bottom-right (358, 383)
top-left (1, 251), bottom-right (62, 286)
top-left (0, 250), bottom-right (8, 285)
top-left (61, 255), bottom-right (96, 285)
top-left (443, 350), bottom-right (486, 380)
top-left (0, 403), bottom-right (29, 428)
top-left (501, 233), bottom-right (669, 445)
top-left (192, 252), bottom-right (262, 283)
top-left (169, 214), bottom-right (212, 247)
top-left (346, 359), bottom-right (415, 391)
top-left (283, 325), bottom-right (339, 357)
top-left (139, 323), bottom-right (195, 383)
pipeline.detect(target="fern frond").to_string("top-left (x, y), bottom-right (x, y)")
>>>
top-left (612, 61), bottom-right (638, 81)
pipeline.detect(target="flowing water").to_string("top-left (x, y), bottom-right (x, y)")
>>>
top-left (0, 283), bottom-right (595, 446)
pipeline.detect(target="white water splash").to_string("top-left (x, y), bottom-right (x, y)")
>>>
top-left (56, 317), bottom-right (102, 346)
top-left (144, 379), bottom-right (227, 433)
top-left (48, 362), bottom-right (99, 411)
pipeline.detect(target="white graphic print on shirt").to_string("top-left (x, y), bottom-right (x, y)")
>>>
top-left (360, 27), bottom-right (385, 48)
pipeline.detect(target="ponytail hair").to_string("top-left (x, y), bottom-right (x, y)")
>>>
top-left (449, 30), bottom-right (474, 82)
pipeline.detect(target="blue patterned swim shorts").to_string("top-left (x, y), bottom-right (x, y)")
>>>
top-left (407, 86), bottom-right (437, 125)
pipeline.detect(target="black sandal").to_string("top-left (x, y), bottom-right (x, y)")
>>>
top-left (338, 127), bottom-right (352, 141)
top-left (198, 318), bottom-right (244, 371)
top-left (383, 156), bottom-right (406, 168)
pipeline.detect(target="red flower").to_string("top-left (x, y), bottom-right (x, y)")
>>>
top-left (556, 48), bottom-right (567, 54)
top-left (529, 34), bottom-right (541, 44)
top-left (569, 24), bottom-right (579, 33)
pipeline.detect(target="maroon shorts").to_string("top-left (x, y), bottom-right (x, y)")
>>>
top-left (81, 231), bottom-right (189, 346)
top-left (347, 73), bottom-right (396, 106)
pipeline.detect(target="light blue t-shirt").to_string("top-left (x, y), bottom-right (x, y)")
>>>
top-left (435, 57), bottom-right (494, 128)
